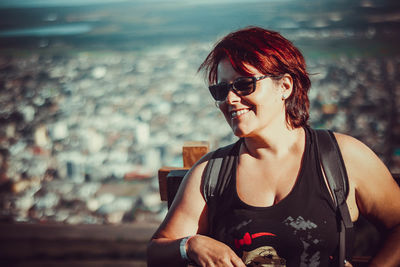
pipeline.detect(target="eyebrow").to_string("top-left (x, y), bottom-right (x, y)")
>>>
top-left (217, 76), bottom-right (244, 84)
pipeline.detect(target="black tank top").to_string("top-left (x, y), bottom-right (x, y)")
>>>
top-left (209, 127), bottom-right (342, 266)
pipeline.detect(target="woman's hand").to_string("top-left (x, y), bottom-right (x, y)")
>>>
top-left (187, 235), bottom-right (246, 267)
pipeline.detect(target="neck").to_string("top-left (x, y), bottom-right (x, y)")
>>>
top-left (242, 124), bottom-right (304, 159)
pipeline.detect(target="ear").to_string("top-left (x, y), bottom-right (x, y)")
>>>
top-left (280, 74), bottom-right (293, 100)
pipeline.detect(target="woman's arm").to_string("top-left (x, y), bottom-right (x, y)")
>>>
top-left (335, 133), bottom-right (400, 267)
top-left (147, 153), bottom-right (246, 267)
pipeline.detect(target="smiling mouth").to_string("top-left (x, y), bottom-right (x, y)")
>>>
top-left (231, 109), bottom-right (250, 119)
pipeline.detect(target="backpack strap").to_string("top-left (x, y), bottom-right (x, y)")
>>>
top-left (202, 140), bottom-right (241, 201)
top-left (202, 139), bottom-right (241, 235)
top-left (314, 129), bottom-right (354, 267)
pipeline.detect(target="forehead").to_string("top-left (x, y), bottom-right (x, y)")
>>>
top-left (217, 59), bottom-right (261, 82)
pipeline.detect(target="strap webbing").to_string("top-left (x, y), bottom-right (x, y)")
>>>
top-left (314, 129), bottom-right (353, 267)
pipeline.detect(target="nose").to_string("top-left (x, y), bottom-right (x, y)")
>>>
top-left (225, 88), bottom-right (241, 104)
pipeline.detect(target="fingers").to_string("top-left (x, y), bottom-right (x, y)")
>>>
top-left (194, 252), bottom-right (245, 267)
top-left (231, 255), bottom-right (247, 267)
top-left (186, 235), bottom-right (246, 267)
top-left (344, 260), bottom-right (353, 267)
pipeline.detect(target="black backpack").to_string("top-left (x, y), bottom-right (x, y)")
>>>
top-left (202, 128), bottom-right (353, 267)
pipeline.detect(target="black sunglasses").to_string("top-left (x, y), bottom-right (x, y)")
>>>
top-left (208, 75), bottom-right (280, 101)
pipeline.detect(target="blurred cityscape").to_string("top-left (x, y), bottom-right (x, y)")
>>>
top-left (0, 0), bottom-right (399, 228)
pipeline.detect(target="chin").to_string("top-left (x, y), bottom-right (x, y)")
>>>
top-left (231, 126), bottom-right (250, 138)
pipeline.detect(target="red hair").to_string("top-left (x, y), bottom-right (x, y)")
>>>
top-left (198, 26), bottom-right (310, 128)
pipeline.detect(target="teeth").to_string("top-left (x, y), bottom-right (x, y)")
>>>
top-left (231, 109), bottom-right (249, 118)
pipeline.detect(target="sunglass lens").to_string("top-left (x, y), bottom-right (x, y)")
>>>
top-left (209, 83), bottom-right (228, 101)
top-left (234, 77), bottom-right (254, 95)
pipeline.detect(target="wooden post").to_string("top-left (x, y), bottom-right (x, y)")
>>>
top-left (182, 141), bottom-right (209, 168)
top-left (158, 141), bottom-right (209, 205)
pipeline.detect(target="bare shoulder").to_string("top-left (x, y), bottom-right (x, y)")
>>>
top-left (333, 132), bottom-right (400, 228)
top-left (333, 132), bottom-right (381, 166)
top-left (180, 150), bottom-right (216, 194)
top-left (333, 132), bottom-right (392, 183)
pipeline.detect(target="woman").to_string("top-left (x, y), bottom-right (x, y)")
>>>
top-left (147, 26), bottom-right (400, 266)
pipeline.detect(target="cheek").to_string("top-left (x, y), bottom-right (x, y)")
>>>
top-left (256, 81), bottom-right (281, 100)
top-left (218, 103), bottom-right (230, 120)
top-left (252, 87), bottom-right (282, 108)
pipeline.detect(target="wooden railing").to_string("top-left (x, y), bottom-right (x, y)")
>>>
top-left (0, 222), bottom-right (156, 266)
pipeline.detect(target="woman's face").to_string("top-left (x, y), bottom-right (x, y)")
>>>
top-left (216, 59), bottom-right (290, 138)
